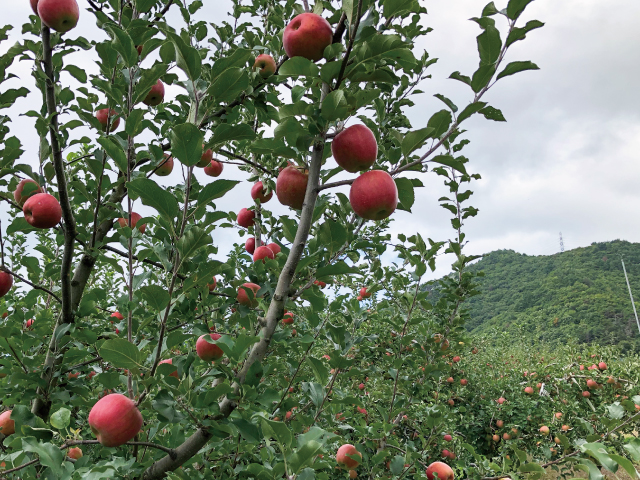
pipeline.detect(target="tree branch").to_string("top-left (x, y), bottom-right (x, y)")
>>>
top-left (0, 266), bottom-right (62, 304)
top-left (335, 0), bottom-right (364, 89)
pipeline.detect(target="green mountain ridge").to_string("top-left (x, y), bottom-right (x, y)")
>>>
top-left (461, 240), bottom-right (640, 352)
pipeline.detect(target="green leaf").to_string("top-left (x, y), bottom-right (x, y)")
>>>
top-left (140, 285), bottom-right (170, 311)
top-left (208, 67), bottom-right (249, 102)
top-left (482, 2), bottom-right (499, 16)
top-left (401, 127), bottom-right (435, 156)
top-left (581, 443), bottom-right (619, 473)
top-left (427, 110), bottom-right (453, 138)
top-left (610, 454), bottom-right (639, 479)
top-left (316, 261), bottom-right (359, 278)
top-left (261, 418), bottom-right (293, 448)
top-left (177, 226), bottom-right (212, 263)
top-left (49, 407), bottom-right (71, 430)
top-left (342, 0), bottom-right (354, 26)
top-left (196, 179), bottom-right (239, 212)
top-left (577, 459), bottom-right (605, 480)
top-left (519, 463), bottom-right (545, 473)
top-left (449, 71), bottom-right (471, 86)
top-left (99, 338), bottom-right (145, 370)
top-left (278, 57), bottom-right (320, 77)
top-left (395, 177), bottom-right (414, 212)
top-left (317, 220), bottom-right (347, 259)
top-left (168, 32), bottom-right (201, 80)
top-left (127, 178), bottom-right (179, 222)
top-left (107, 26), bottom-right (138, 68)
top-left (607, 403), bottom-right (625, 420)
top-left (476, 25), bottom-right (502, 66)
top-left (125, 109), bottom-right (146, 137)
top-left (457, 102), bottom-right (487, 123)
top-left (210, 124), bottom-right (256, 145)
top-left (506, 20), bottom-right (545, 47)
top-left (624, 438), bottom-right (640, 462)
top-left (506, 0), bottom-right (535, 20)
top-left (496, 61), bottom-right (540, 80)
top-left (170, 123), bottom-right (205, 166)
top-left (433, 94), bottom-right (458, 113)
top-left (306, 357), bottom-right (329, 385)
top-left (322, 90), bottom-right (349, 121)
top-left (301, 288), bottom-right (327, 311)
top-left (471, 64), bottom-right (496, 93)
top-left (232, 418), bottom-right (261, 443)
top-left (480, 105), bottom-right (506, 121)
top-left (431, 154), bottom-right (467, 174)
top-left (289, 440), bottom-right (324, 474)
top-left (390, 455), bottom-right (405, 475)
top-left (383, 0), bottom-right (419, 18)
top-left (21, 437), bottom-right (64, 476)
top-left (63, 65), bottom-right (87, 83)
top-left (97, 136), bottom-right (127, 173)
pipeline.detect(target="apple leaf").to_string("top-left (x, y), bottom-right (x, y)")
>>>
top-left (401, 127), bottom-right (434, 157)
top-left (21, 437), bottom-right (64, 477)
top-left (496, 61), bottom-right (540, 80)
top-left (170, 123), bottom-right (204, 166)
top-left (395, 177), bottom-right (415, 212)
top-left (210, 124), bottom-right (256, 145)
top-left (127, 178), bottom-right (179, 222)
top-left (97, 136), bottom-right (127, 173)
top-left (208, 67), bottom-right (249, 103)
top-left (99, 338), bottom-right (145, 370)
top-left (140, 285), bottom-right (170, 311)
top-left (278, 57), bottom-right (319, 78)
top-left (49, 407), bottom-right (71, 430)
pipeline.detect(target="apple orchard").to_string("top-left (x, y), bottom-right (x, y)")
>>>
top-left (1, 0), bottom-right (640, 479)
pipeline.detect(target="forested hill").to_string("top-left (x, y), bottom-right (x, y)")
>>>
top-left (461, 240), bottom-right (640, 352)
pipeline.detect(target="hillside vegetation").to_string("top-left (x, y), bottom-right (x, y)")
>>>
top-left (459, 240), bottom-right (640, 351)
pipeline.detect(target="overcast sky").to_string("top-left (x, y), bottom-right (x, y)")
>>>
top-left (1, 0), bottom-right (639, 280)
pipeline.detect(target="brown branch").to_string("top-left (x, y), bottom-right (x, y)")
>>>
top-left (63, 355), bottom-right (102, 374)
top-left (217, 148), bottom-right (276, 177)
top-left (316, 178), bottom-right (354, 192)
top-left (0, 266), bottom-right (62, 304)
top-left (335, 0), bottom-right (364, 89)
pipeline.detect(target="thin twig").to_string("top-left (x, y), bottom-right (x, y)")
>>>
top-left (0, 266), bottom-right (62, 304)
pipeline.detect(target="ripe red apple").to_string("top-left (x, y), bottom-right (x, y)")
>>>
top-left (314, 280), bottom-right (327, 288)
top-left (204, 160), bottom-right (224, 177)
top-left (598, 362), bottom-right (607, 370)
top-left (95, 108), bottom-right (119, 132)
top-left (283, 13), bottom-right (333, 62)
top-left (425, 461), bottom-right (453, 480)
top-left (336, 444), bottom-right (361, 469)
top-left (245, 237), bottom-right (256, 254)
top-left (156, 154), bottom-right (173, 176)
top-left (197, 146), bottom-right (213, 167)
top-left (497, 397), bottom-right (506, 404)
top-left (356, 295), bottom-right (363, 301)
top-left (539, 426), bottom-right (549, 434)
top-left (555, 412), bottom-right (562, 418)
top-left (23, 193), bottom-right (62, 229)
top-left (31, 0), bottom-right (39, 13)
top-left (111, 312), bottom-right (124, 321)
top-left (582, 391), bottom-right (590, 397)
top-left (1, 312), bottom-right (7, 318)
top-left (88, 393), bottom-right (143, 447)
top-left (68, 371), bottom-right (80, 380)
top-left (159, 358), bottom-right (179, 378)
top-left (452, 356), bottom-right (461, 363)
top-left (502, 433), bottom-right (510, 440)
top-left (237, 208), bottom-right (255, 228)
top-left (67, 447), bottom-right (82, 459)
top-left (443, 434), bottom-right (452, 442)
top-left (251, 181), bottom-right (273, 203)
top-left (349, 469), bottom-right (357, 479)
top-left (442, 449), bottom-right (450, 458)
top-left (266, 243), bottom-right (281, 255)
top-left (282, 312), bottom-right (294, 325)
top-left (207, 277), bottom-right (217, 292)
top-left (331, 124), bottom-right (378, 173)
top-left (492, 434), bottom-right (499, 442)
top-left (579, 365), bottom-right (584, 371)
top-left (0, 410), bottom-right (15, 436)
top-left (237, 282), bottom-right (261, 307)
top-left (143, 79), bottom-right (165, 106)
top-left (0, 272), bottom-right (13, 298)
top-left (496, 420), bottom-right (504, 427)
top-left (14, 179), bottom-right (43, 206)
top-left (349, 170), bottom-right (398, 220)
top-left (359, 287), bottom-right (371, 298)
top-left (358, 383), bottom-right (365, 390)
top-left (253, 54), bottom-right (277, 78)
top-left (446, 377), bottom-right (454, 383)
top-left (25, 319), bottom-right (34, 329)
top-left (586, 379), bottom-right (598, 389)
top-left (37, 0), bottom-right (79, 32)
top-left (524, 386), bottom-right (533, 394)
top-left (460, 379), bottom-right (467, 386)
top-left (276, 165), bottom-right (308, 210)
top-left (253, 246), bottom-right (275, 263)
top-left (561, 424), bottom-right (570, 431)
top-left (117, 212), bottom-right (146, 233)
top-left (196, 333), bottom-right (224, 361)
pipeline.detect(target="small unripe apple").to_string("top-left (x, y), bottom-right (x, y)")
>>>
top-left (251, 181), bottom-right (273, 203)
top-left (331, 124), bottom-right (378, 173)
top-left (197, 146), bottom-right (213, 167)
top-left (245, 237), bottom-right (256, 254)
top-left (237, 208), bottom-right (255, 228)
top-left (336, 444), bottom-right (361, 469)
top-left (349, 170), bottom-right (398, 220)
top-left (196, 333), bottom-right (224, 361)
top-left (283, 13), bottom-right (333, 62)
top-left (156, 154), bottom-right (173, 176)
top-left (425, 461), bottom-right (454, 480)
top-left (237, 282), bottom-right (261, 307)
top-left (253, 54), bottom-right (277, 78)
top-left (117, 212), bottom-right (146, 233)
top-left (23, 193), bottom-right (62, 229)
top-left (204, 160), bottom-right (224, 177)
top-left (253, 246), bottom-right (275, 263)
top-left (14, 179), bottom-right (43, 206)
top-left (95, 108), bottom-right (119, 132)
top-left (0, 272), bottom-right (13, 298)
top-left (266, 243), bottom-right (281, 255)
top-left (0, 410), bottom-right (15, 436)
top-left (143, 79), bottom-right (165, 106)
top-left (276, 165), bottom-right (308, 210)
top-left (539, 426), bottom-right (549, 434)
top-left (88, 393), bottom-right (143, 447)
top-left (159, 358), bottom-right (179, 378)
top-left (67, 447), bottom-right (83, 460)
top-left (38, 0), bottom-right (79, 32)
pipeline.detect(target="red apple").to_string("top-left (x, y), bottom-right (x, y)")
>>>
top-left (359, 287), bottom-right (371, 298)
top-left (159, 358), bottom-right (179, 378)
top-left (276, 165), bottom-right (308, 210)
top-left (38, 0), bottom-right (79, 32)
top-left (197, 146), bottom-right (213, 167)
top-left (425, 461), bottom-right (454, 480)
top-left (446, 377), bottom-right (454, 383)
top-left (196, 333), bottom-right (224, 361)
top-left (143, 79), bottom-right (165, 106)
top-left (23, 193), bottom-right (62, 229)
top-left (492, 434), bottom-right (499, 442)
top-left (502, 433), bottom-right (510, 440)
top-left (0, 410), bottom-right (15, 436)
top-left (586, 379), bottom-right (598, 389)
top-left (117, 212), bottom-right (146, 233)
top-left (349, 170), bottom-right (398, 220)
top-left (460, 379), bottom-right (468, 386)
top-left (68, 371), bottom-right (80, 379)
top-left (30, 0), bottom-right (39, 14)
top-left (88, 393), bottom-right (143, 447)
top-left (14, 179), bottom-right (43, 206)
top-left (452, 356), bottom-right (461, 363)
top-left (237, 208), bottom-right (255, 228)
top-left (283, 13), bottom-right (333, 62)
top-left (251, 181), bottom-right (273, 203)
top-left (204, 160), bottom-right (224, 177)
top-left (582, 391), bottom-right (590, 397)
top-left (442, 449), bottom-right (450, 458)
top-left (156, 154), bottom-right (173, 176)
top-left (598, 362), bottom-right (607, 370)
top-left (336, 444), bottom-right (361, 469)
top-left (443, 434), bottom-right (452, 442)
top-left (357, 295), bottom-right (363, 301)
top-left (245, 237), bottom-right (256, 254)
top-left (524, 386), bottom-right (533, 394)
top-left (539, 426), bottom-right (549, 434)
top-left (25, 319), bottom-right (34, 329)
top-left (496, 420), bottom-right (504, 427)
top-left (207, 277), bottom-right (217, 292)
top-left (282, 312), bottom-right (294, 325)
top-left (0, 272), bottom-right (13, 298)
top-left (497, 397), bottom-right (505, 404)
top-left (67, 447), bottom-right (83, 460)
top-left (358, 383), bottom-right (365, 390)
top-left (331, 124), bottom-right (378, 173)
top-left (253, 246), bottom-right (275, 263)
top-left (95, 108), bottom-right (119, 132)
top-left (111, 312), bottom-right (124, 321)
top-left (266, 243), bottom-right (281, 255)
top-left (237, 282), bottom-right (261, 307)
top-left (253, 54), bottom-right (277, 78)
